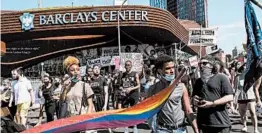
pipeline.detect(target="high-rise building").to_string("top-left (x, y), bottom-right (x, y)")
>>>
top-left (176, 0), bottom-right (208, 27)
top-left (150, 0), bottom-right (208, 27)
top-left (150, 0), bottom-right (167, 10)
top-left (232, 46), bottom-right (238, 58)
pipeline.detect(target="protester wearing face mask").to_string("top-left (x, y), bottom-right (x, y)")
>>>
top-left (147, 54), bottom-right (198, 133)
top-left (88, 65), bottom-right (109, 112)
top-left (40, 75), bottom-right (57, 122)
top-left (193, 56), bottom-right (234, 133)
top-left (59, 56), bottom-right (94, 119)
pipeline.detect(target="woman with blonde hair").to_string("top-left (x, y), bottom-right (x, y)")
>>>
top-left (58, 56), bottom-right (94, 118)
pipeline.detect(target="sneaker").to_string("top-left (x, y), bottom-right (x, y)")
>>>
top-left (241, 127), bottom-right (248, 132)
top-left (254, 130), bottom-right (259, 133)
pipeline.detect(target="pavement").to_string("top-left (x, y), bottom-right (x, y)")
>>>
top-left (26, 106), bottom-right (262, 133)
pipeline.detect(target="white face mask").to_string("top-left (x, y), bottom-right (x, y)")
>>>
top-left (162, 74), bottom-right (175, 81)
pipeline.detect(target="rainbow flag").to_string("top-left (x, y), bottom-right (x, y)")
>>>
top-left (23, 70), bottom-right (185, 133)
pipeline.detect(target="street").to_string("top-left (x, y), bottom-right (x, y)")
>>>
top-left (27, 105), bottom-right (262, 133)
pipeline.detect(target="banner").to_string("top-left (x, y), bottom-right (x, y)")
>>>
top-left (188, 28), bottom-right (218, 46)
top-left (120, 53), bottom-right (143, 72)
top-left (87, 58), bottom-right (101, 68)
top-left (101, 47), bottom-right (119, 56)
top-left (100, 56), bottom-right (112, 67)
top-left (87, 56), bottom-right (112, 68)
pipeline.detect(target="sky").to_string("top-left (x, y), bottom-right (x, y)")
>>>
top-left (1, 0), bottom-right (262, 55)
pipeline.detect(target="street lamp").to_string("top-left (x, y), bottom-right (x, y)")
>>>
top-left (118, 0), bottom-right (128, 59)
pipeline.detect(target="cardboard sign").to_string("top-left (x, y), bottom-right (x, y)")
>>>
top-left (188, 28), bottom-right (218, 46)
top-left (100, 56), bottom-right (112, 67)
top-left (120, 53), bottom-right (143, 72)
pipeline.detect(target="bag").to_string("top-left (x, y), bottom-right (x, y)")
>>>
top-left (58, 85), bottom-right (71, 119)
top-left (58, 101), bottom-right (68, 119)
top-left (79, 83), bottom-right (87, 115)
top-left (1, 116), bottom-right (26, 133)
top-left (82, 83), bottom-right (88, 107)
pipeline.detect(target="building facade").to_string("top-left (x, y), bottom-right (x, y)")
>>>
top-left (150, 0), bottom-right (208, 27)
top-left (150, 0), bottom-right (167, 10)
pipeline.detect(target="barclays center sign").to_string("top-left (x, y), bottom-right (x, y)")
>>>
top-left (20, 10), bottom-right (149, 31)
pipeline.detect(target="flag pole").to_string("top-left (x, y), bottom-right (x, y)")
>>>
top-left (250, 0), bottom-right (262, 9)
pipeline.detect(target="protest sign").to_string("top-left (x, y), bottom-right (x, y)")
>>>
top-left (188, 28), bottom-right (218, 46)
top-left (120, 53), bottom-right (143, 72)
top-left (100, 56), bottom-right (111, 67)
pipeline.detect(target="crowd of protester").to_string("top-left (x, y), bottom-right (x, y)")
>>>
top-left (1, 54), bottom-right (262, 133)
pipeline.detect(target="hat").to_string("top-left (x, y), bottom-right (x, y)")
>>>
top-left (63, 56), bottom-right (79, 71)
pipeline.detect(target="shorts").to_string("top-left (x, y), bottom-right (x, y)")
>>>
top-left (16, 102), bottom-right (30, 117)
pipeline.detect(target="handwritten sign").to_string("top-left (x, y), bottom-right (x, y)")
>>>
top-left (188, 28), bottom-right (218, 46)
top-left (120, 53), bottom-right (143, 72)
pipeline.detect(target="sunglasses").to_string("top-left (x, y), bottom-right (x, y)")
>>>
top-left (200, 62), bottom-right (210, 66)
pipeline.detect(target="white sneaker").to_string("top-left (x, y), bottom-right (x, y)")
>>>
top-left (241, 127), bottom-right (247, 132)
top-left (254, 130), bottom-right (259, 133)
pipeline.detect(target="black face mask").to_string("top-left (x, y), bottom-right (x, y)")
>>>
top-left (200, 66), bottom-right (213, 81)
top-left (44, 81), bottom-right (50, 85)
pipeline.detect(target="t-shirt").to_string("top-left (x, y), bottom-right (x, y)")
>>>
top-left (147, 78), bottom-right (185, 126)
top-left (89, 76), bottom-right (107, 95)
top-left (11, 77), bottom-right (33, 105)
top-left (65, 81), bottom-right (94, 116)
top-left (121, 71), bottom-right (138, 99)
top-left (42, 85), bottom-right (56, 101)
top-left (193, 74), bottom-right (234, 127)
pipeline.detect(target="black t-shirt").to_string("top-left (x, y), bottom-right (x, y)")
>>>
top-left (147, 77), bottom-right (170, 97)
top-left (42, 85), bottom-right (55, 101)
top-left (193, 74), bottom-right (234, 127)
top-left (121, 71), bottom-right (138, 99)
top-left (89, 76), bottom-right (107, 95)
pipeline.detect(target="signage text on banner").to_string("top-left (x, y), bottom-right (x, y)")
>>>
top-left (188, 28), bottom-right (218, 46)
top-left (120, 53), bottom-right (143, 72)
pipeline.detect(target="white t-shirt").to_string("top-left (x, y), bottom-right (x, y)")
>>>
top-left (11, 77), bottom-right (33, 105)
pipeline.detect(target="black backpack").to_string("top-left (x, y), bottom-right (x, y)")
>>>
top-left (1, 107), bottom-right (26, 133)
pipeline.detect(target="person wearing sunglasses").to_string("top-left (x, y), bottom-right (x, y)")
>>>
top-left (193, 56), bottom-right (234, 133)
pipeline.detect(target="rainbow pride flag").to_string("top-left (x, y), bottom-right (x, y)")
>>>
top-left (23, 69), bottom-right (185, 133)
